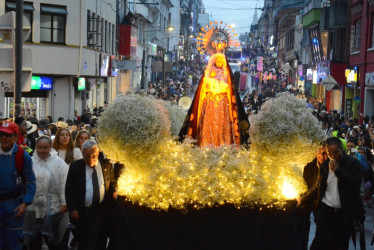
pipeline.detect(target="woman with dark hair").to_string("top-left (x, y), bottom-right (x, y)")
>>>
top-left (74, 130), bottom-right (90, 150)
top-left (52, 128), bottom-right (82, 165)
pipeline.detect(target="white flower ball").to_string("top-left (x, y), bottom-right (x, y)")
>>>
top-left (97, 94), bottom-right (171, 164)
top-left (249, 93), bottom-right (325, 169)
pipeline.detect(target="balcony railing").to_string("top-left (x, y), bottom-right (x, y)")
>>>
top-left (322, 0), bottom-right (337, 7)
top-left (273, 0), bottom-right (304, 20)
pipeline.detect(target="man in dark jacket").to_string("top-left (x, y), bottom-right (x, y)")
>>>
top-left (65, 140), bottom-right (115, 250)
top-left (310, 137), bottom-right (365, 250)
top-left (298, 144), bottom-right (328, 250)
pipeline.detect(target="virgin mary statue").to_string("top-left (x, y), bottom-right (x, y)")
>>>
top-left (179, 53), bottom-right (249, 148)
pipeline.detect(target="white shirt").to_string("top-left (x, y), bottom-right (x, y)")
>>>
top-left (29, 154), bottom-right (69, 218)
top-left (57, 148), bottom-right (83, 164)
top-left (85, 161), bottom-right (105, 207)
top-left (322, 170), bottom-right (342, 208)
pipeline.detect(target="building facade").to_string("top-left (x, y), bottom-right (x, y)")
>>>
top-left (0, 0), bottom-right (117, 121)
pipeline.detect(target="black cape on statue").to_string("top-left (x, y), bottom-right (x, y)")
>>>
top-left (178, 57), bottom-right (249, 145)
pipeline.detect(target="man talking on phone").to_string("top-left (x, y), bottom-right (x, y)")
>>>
top-left (311, 137), bottom-right (365, 250)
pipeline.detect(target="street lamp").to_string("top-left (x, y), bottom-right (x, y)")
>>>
top-left (186, 34), bottom-right (194, 67)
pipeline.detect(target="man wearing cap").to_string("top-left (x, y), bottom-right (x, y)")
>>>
top-left (0, 121), bottom-right (36, 250)
top-left (38, 118), bottom-right (51, 137)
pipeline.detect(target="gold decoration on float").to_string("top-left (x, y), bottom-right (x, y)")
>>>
top-left (197, 21), bottom-right (239, 55)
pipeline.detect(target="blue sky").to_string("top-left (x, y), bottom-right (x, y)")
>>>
top-left (202, 0), bottom-right (265, 35)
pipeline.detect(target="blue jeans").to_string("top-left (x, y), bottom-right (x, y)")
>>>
top-left (0, 198), bottom-right (24, 250)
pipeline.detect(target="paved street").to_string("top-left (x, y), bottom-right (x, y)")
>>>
top-left (309, 204), bottom-right (374, 249)
top-left (40, 204), bottom-right (373, 250)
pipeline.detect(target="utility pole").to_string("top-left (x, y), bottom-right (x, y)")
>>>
top-left (14, 0), bottom-right (23, 119)
top-left (162, 48), bottom-right (165, 89)
top-left (141, 49), bottom-right (145, 89)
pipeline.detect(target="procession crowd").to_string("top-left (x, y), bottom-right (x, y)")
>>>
top-left (1, 62), bottom-right (374, 249)
top-left (0, 110), bottom-right (116, 250)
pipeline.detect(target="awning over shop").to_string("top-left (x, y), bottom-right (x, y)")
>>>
top-left (322, 75), bottom-right (340, 91)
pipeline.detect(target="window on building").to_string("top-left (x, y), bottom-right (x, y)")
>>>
top-left (40, 5), bottom-right (67, 44)
top-left (138, 20), bottom-right (143, 45)
top-left (96, 16), bottom-right (102, 49)
top-left (112, 24), bottom-right (116, 54)
top-left (350, 19), bottom-right (361, 52)
top-left (5, 1), bottom-right (34, 42)
top-left (286, 29), bottom-right (295, 51)
top-left (105, 21), bottom-right (109, 53)
top-left (87, 10), bottom-right (94, 48)
top-left (101, 17), bottom-right (105, 52)
top-left (108, 23), bottom-right (111, 53)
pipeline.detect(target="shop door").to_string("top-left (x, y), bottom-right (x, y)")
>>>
top-left (365, 88), bottom-right (374, 118)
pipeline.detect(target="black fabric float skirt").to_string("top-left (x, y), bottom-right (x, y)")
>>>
top-left (108, 197), bottom-right (304, 250)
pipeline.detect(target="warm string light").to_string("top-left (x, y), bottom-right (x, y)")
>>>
top-left (116, 140), bottom-right (307, 211)
top-left (99, 93), bottom-right (325, 211)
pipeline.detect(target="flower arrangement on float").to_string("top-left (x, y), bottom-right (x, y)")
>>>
top-left (97, 93), bottom-right (325, 211)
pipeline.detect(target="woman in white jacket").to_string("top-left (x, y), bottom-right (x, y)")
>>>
top-left (24, 136), bottom-right (70, 250)
top-left (52, 128), bottom-right (83, 165)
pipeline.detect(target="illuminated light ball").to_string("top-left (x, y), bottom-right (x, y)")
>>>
top-left (281, 181), bottom-right (299, 199)
top-left (97, 94), bottom-right (171, 165)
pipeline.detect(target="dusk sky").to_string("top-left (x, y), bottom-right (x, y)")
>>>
top-left (203, 0), bottom-right (265, 35)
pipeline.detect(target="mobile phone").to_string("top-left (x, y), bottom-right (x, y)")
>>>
top-left (351, 148), bottom-right (358, 153)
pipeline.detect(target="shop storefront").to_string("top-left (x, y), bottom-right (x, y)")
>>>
top-left (365, 72), bottom-right (374, 118)
top-left (311, 62), bottom-right (328, 100)
top-left (305, 68), bottom-right (313, 95)
top-left (324, 62), bottom-right (346, 113)
top-left (345, 67), bottom-right (360, 119)
top-left (3, 75), bottom-right (52, 119)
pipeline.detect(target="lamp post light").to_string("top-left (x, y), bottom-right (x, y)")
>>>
top-left (186, 34), bottom-right (194, 66)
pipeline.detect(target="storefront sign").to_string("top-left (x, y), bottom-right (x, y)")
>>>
top-left (110, 55), bottom-right (118, 77)
top-left (298, 65), bottom-right (304, 76)
top-left (345, 99), bottom-right (353, 118)
top-left (100, 55), bottom-right (110, 77)
top-left (119, 25), bottom-right (138, 58)
top-left (307, 69), bottom-right (313, 80)
top-left (317, 62), bottom-right (329, 80)
top-left (78, 77), bottom-right (85, 91)
top-left (346, 68), bottom-right (358, 84)
top-left (148, 43), bottom-right (157, 56)
top-left (31, 76), bottom-right (52, 90)
top-left (116, 59), bottom-right (136, 70)
top-left (313, 70), bottom-right (318, 84)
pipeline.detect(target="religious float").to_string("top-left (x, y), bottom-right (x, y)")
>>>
top-left (97, 22), bottom-right (325, 249)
